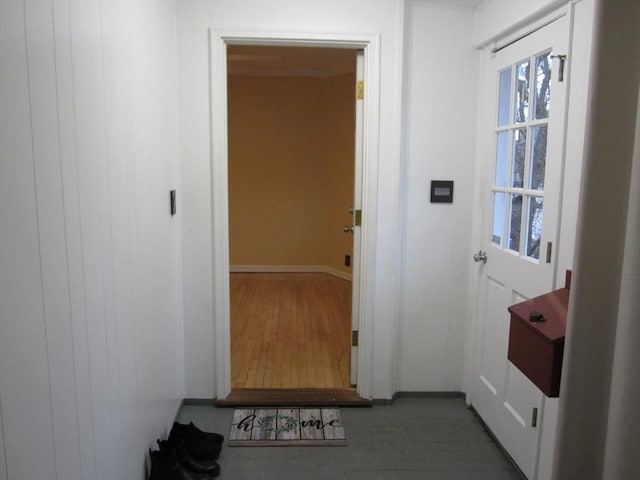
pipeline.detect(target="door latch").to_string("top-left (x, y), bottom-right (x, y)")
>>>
top-left (473, 250), bottom-right (488, 264)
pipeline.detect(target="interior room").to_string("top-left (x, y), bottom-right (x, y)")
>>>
top-left (227, 45), bottom-right (356, 391)
top-left (1, 0), bottom-right (638, 479)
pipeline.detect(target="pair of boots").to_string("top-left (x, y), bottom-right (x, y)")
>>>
top-left (149, 422), bottom-right (224, 480)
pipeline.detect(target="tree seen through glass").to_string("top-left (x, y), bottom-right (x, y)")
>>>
top-left (493, 51), bottom-right (552, 260)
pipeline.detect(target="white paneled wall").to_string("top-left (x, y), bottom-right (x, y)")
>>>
top-left (0, 1), bottom-right (182, 479)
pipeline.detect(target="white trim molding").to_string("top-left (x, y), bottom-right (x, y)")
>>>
top-left (209, 28), bottom-right (381, 401)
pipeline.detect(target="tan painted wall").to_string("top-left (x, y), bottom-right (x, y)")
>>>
top-left (228, 72), bottom-right (355, 274)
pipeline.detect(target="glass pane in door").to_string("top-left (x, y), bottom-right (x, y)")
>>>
top-left (498, 69), bottom-right (512, 127)
top-left (495, 131), bottom-right (509, 186)
top-left (526, 196), bottom-right (544, 260)
top-left (512, 128), bottom-right (527, 188)
top-left (529, 126), bottom-right (547, 190)
top-left (514, 60), bottom-right (530, 123)
top-left (491, 51), bottom-right (553, 259)
top-left (492, 192), bottom-right (506, 247)
top-left (509, 193), bottom-right (523, 252)
top-left (534, 52), bottom-right (552, 120)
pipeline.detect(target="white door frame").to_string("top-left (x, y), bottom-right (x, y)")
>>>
top-left (208, 29), bottom-right (381, 400)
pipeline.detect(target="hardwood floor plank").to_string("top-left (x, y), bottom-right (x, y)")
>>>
top-left (230, 272), bottom-right (352, 390)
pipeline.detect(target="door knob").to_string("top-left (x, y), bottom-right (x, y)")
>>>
top-left (344, 225), bottom-right (355, 233)
top-left (473, 250), bottom-right (488, 264)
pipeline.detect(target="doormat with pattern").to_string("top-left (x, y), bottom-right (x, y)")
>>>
top-left (229, 408), bottom-right (346, 446)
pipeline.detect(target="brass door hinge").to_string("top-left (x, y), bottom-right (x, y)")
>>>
top-left (551, 54), bottom-right (567, 82)
top-left (352, 330), bottom-right (359, 347)
top-left (356, 80), bottom-right (364, 100)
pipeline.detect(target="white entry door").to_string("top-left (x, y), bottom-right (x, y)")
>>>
top-left (470, 14), bottom-right (569, 479)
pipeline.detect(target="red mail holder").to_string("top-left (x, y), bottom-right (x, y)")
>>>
top-left (507, 271), bottom-right (570, 397)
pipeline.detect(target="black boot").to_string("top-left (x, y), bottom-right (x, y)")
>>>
top-left (168, 422), bottom-right (224, 461)
top-left (157, 439), bottom-right (220, 476)
top-left (149, 447), bottom-right (219, 480)
top-left (170, 422), bottom-right (224, 445)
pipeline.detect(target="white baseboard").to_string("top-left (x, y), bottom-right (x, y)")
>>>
top-left (230, 264), bottom-right (352, 281)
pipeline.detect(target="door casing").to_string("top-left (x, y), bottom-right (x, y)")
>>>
top-left (208, 29), bottom-right (381, 400)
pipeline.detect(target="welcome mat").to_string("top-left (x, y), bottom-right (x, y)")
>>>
top-left (229, 408), bottom-right (346, 446)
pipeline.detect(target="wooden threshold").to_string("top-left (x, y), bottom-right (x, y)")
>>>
top-left (215, 388), bottom-right (372, 407)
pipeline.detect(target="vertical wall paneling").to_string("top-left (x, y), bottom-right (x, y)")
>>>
top-left (101, 3), bottom-right (135, 477)
top-left (1, 1), bottom-right (182, 479)
top-left (52, 1), bottom-right (99, 477)
top-left (128, 3), bottom-right (153, 431)
top-left (135, 0), bottom-right (182, 424)
top-left (69, 2), bottom-right (116, 478)
top-left (0, 1), bottom-right (57, 478)
top-left (115, 0), bottom-right (183, 452)
top-left (162, 0), bottom-right (186, 405)
top-left (24, 1), bottom-right (83, 478)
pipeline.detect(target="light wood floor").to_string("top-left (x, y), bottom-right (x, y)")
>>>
top-left (230, 272), bottom-right (352, 390)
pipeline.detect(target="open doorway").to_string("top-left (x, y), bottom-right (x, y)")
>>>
top-left (226, 45), bottom-right (359, 393)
